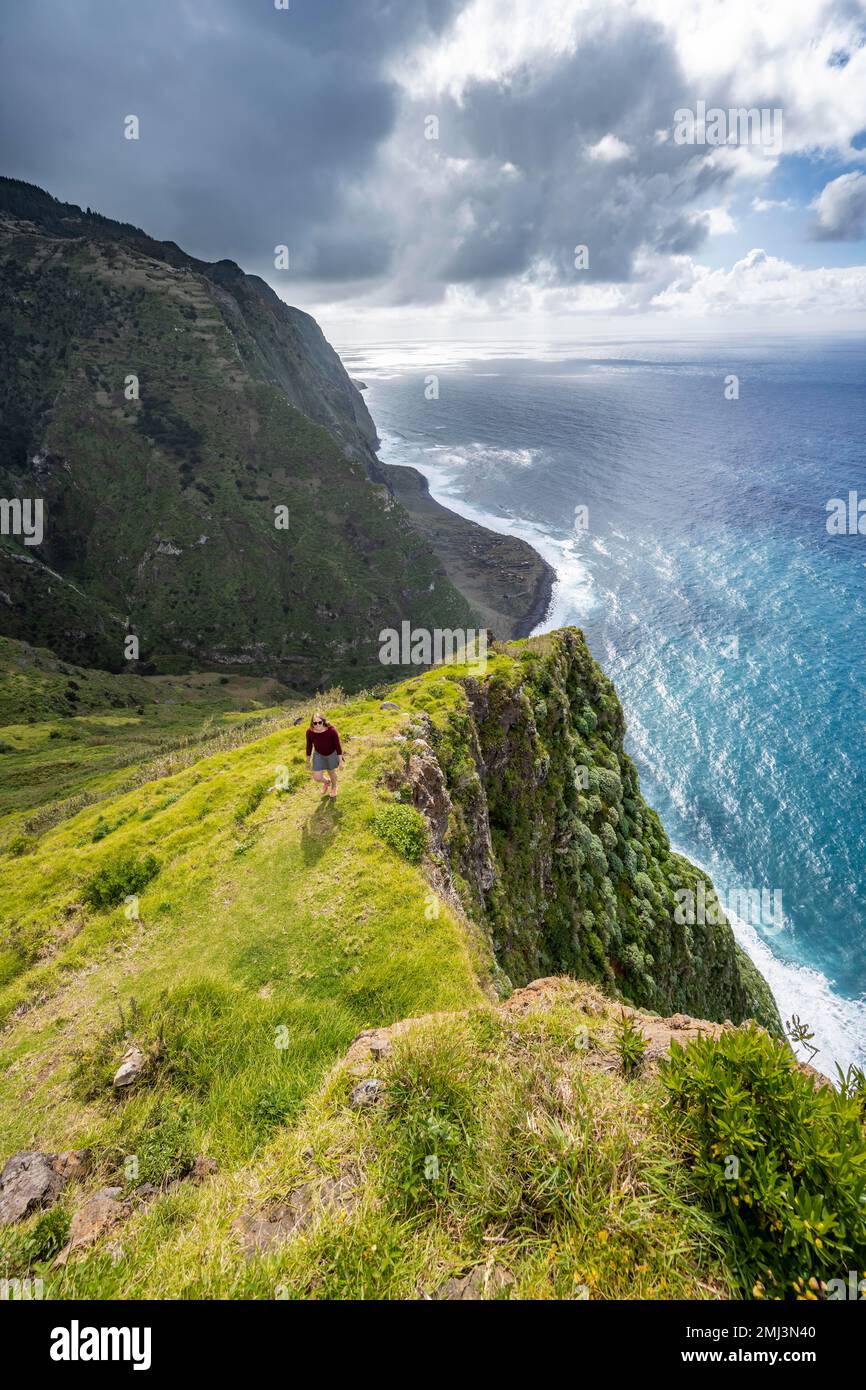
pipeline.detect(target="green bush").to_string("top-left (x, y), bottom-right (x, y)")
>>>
top-left (662, 1026), bottom-right (866, 1298)
top-left (372, 803), bottom-right (427, 864)
top-left (7, 834), bottom-right (35, 857)
top-left (0, 1204), bottom-right (71, 1274)
top-left (123, 1099), bottom-right (196, 1186)
top-left (82, 852), bottom-right (160, 910)
top-left (613, 1011), bottom-right (649, 1075)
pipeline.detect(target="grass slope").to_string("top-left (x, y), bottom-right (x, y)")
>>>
top-left (3, 631), bottom-right (855, 1301)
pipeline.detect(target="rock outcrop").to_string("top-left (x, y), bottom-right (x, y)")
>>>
top-left (389, 631), bottom-right (780, 1030)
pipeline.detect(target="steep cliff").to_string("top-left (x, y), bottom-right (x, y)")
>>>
top-left (389, 629), bottom-right (779, 1029)
top-left (0, 178), bottom-right (476, 683)
top-left (6, 630), bottom-right (861, 1304)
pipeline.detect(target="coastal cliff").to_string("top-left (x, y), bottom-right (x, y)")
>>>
top-left (0, 178), bottom-right (548, 683)
top-left (2, 633), bottom-right (861, 1303)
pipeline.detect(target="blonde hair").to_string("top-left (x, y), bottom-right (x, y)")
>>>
top-left (309, 708), bottom-right (327, 728)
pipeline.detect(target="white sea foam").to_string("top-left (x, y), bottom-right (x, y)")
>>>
top-left (375, 431), bottom-right (597, 630)
top-left (677, 845), bottom-right (866, 1077)
top-left (371, 381), bottom-right (865, 1081)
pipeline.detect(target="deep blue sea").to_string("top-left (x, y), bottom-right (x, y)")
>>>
top-left (341, 337), bottom-right (866, 1074)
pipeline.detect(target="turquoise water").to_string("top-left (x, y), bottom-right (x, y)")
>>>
top-left (344, 338), bottom-right (866, 1072)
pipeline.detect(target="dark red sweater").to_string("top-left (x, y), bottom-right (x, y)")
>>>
top-left (306, 724), bottom-right (342, 757)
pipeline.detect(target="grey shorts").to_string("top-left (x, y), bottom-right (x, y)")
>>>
top-left (312, 749), bottom-right (340, 771)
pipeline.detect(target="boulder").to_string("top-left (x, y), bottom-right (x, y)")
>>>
top-left (349, 1078), bottom-right (383, 1109)
top-left (434, 1264), bottom-right (515, 1300)
top-left (54, 1187), bottom-right (131, 1265)
top-left (233, 1164), bottom-right (359, 1257)
top-left (112, 1045), bottom-right (147, 1088)
top-left (51, 1149), bottom-right (92, 1183)
top-left (0, 1151), bottom-right (65, 1226)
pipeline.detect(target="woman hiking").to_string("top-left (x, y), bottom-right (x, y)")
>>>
top-left (306, 709), bottom-right (343, 798)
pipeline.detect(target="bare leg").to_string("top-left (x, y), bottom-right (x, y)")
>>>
top-left (328, 769), bottom-right (338, 797)
top-left (312, 769), bottom-right (327, 794)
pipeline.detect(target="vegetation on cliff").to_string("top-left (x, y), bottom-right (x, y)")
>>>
top-left (0, 178), bottom-right (478, 684)
top-left (402, 629), bottom-right (779, 1029)
top-left (2, 628), bottom-right (847, 1301)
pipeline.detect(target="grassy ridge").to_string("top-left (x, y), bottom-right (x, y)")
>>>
top-left (3, 630), bottom-right (850, 1301)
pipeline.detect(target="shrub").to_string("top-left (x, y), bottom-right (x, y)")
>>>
top-left (82, 852), bottom-right (160, 910)
top-left (7, 834), bottom-right (34, 857)
top-left (0, 1205), bottom-right (71, 1274)
top-left (662, 1026), bottom-right (866, 1298)
top-left (372, 804), bottom-right (427, 864)
top-left (613, 1012), bottom-right (649, 1075)
top-left (123, 1099), bottom-right (195, 1186)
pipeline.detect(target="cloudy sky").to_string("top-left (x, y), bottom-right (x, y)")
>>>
top-left (4, 0), bottom-right (866, 339)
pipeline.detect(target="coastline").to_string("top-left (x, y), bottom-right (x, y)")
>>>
top-left (382, 460), bottom-right (555, 641)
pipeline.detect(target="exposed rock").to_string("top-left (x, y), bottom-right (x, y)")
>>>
top-left (349, 1078), bottom-right (383, 1109)
top-left (434, 1263), bottom-right (515, 1300)
top-left (55, 1187), bottom-right (131, 1265)
top-left (380, 701), bottom-right (401, 711)
top-left (112, 1045), bottom-right (147, 1088)
top-left (0, 1150), bottom-right (65, 1226)
top-left (233, 1164), bottom-right (360, 1257)
top-left (51, 1148), bottom-right (92, 1183)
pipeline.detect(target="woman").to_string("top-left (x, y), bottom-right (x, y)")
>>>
top-left (305, 709), bottom-right (343, 798)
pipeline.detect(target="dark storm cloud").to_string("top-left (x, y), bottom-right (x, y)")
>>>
top-left (0, 0), bottom-right (462, 279)
top-left (0, 1), bottom-right (738, 302)
top-left (390, 16), bottom-right (734, 292)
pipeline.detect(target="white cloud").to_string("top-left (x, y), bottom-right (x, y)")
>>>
top-left (586, 133), bottom-right (632, 162)
top-left (651, 247), bottom-right (866, 314)
top-left (809, 170), bottom-right (866, 240)
top-left (705, 206), bottom-right (737, 234)
top-left (326, 0), bottom-right (866, 327)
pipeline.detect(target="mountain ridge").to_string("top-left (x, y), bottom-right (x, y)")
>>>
top-left (0, 177), bottom-right (548, 685)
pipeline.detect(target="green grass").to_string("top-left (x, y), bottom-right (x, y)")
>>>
top-left (27, 991), bottom-right (741, 1300)
top-left (1, 633), bottom-right (844, 1300)
top-left (0, 665), bottom-right (489, 1299)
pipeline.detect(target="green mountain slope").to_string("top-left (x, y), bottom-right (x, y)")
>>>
top-left (0, 178), bottom-right (478, 685)
top-left (3, 630), bottom-right (849, 1305)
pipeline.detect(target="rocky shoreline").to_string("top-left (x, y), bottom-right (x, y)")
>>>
top-left (382, 460), bottom-right (555, 641)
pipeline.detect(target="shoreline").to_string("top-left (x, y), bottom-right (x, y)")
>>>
top-left (381, 460), bottom-right (555, 641)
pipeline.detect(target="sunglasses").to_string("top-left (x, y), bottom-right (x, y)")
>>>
top-left (312, 719), bottom-right (325, 726)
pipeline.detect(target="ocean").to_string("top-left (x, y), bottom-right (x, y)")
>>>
top-left (341, 337), bottom-right (866, 1075)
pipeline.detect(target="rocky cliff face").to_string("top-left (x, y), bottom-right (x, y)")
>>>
top-left (0, 178), bottom-right (475, 683)
top-left (392, 629), bottom-right (780, 1030)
